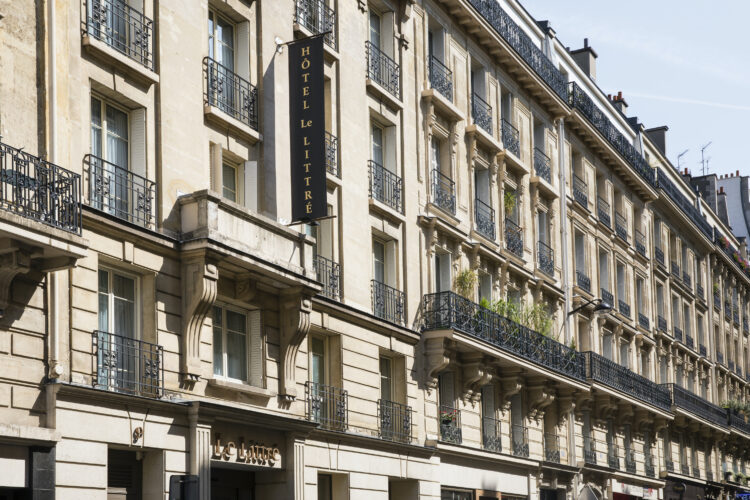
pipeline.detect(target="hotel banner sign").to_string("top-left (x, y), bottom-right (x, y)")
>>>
top-left (289, 35), bottom-right (326, 223)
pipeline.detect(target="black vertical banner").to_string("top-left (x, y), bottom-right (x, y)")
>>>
top-left (289, 36), bottom-right (326, 223)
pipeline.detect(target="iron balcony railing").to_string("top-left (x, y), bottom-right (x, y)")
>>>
top-left (729, 410), bottom-right (750, 435)
top-left (681, 463), bottom-right (690, 476)
top-left (657, 316), bottom-right (667, 331)
top-left (203, 57), bottom-right (258, 130)
top-left (576, 271), bottom-right (591, 294)
top-left (371, 280), bottom-right (405, 325)
top-left (733, 308), bottom-right (740, 325)
top-left (744, 319), bottom-right (749, 334)
top-left (625, 449), bottom-right (637, 474)
top-left (93, 330), bottom-right (163, 398)
top-left (615, 212), bottom-right (628, 243)
top-left (568, 82), bottom-right (656, 188)
top-left (665, 459), bottom-right (675, 473)
top-left (294, 0), bottom-right (337, 50)
top-left (671, 261), bottom-right (680, 280)
top-left (607, 442), bottom-right (620, 470)
top-left (645, 456), bottom-right (656, 478)
top-left (573, 174), bottom-right (588, 208)
top-left (597, 197), bottom-right (611, 228)
top-left (638, 313), bottom-right (650, 330)
top-left (725, 303), bottom-right (732, 321)
top-left (717, 352), bottom-right (724, 365)
top-left (707, 471), bottom-right (714, 482)
top-left (0, 141), bottom-right (81, 234)
top-left (439, 405), bottom-right (462, 444)
top-left (84, 154), bottom-right (155, 228)
top-left (85, 0), bottom-right (153, 70)
top-left (729, 360), bottom-right (735, 371)
top-left (584, 351), bottom-right (671, 411)
top-left (314, 255), bottom-right (341, 301)
top-left (618, 300), bottom-right (630, 318)
top-left (378, 399), bottom-right (412, 443)
top-left (482, 415), bottom-right (503, 452)
top-left (583, 436), bottom-right (600, 465)
top-left (429, 55), bottom-right (453, 102)
top-left (674, 327), bottom-right (683, 343)
top-left (501, 118), bottom-right (520, 157)
top-left (537, 241), bottom-right (554, 276)
top-left (738, 366), bottom-right (744, 378)
top-left (655, 246), bottom-right (665, 267)
top-left (662, 384), bottom-right (728, 428)
top-left (475, 198), bottom-right (496, 240)
top-left (325, 131), bottom-right (339, 177)
top-left (714, 291), bottom-right (721, 310)
top-left (305, 381), bottom-right (347, 431)
top-left (699, 344), bottom-right (707, 357)
top-left (504, 218), bottom-right (523, 257)
top-left (656, 169), bottom-right (713, 239)
top-left (471, 93), bottom-right (493, 134)
top-left (683, 272), bottom-right (692, 289)
top-left (368, 160), bottom-right (402, 212)
top-left (693, 467), bottom-right (701, 479)
top-left (512, 425), bottom-right (529, 458)
top-left (601, 289), bottom-right (614, 309)
top-left (431, 169), bottom-right (456, 215)
top-left (366, 41), bottom-right (400, 98)
top-left (635, 230), bottom-right (647, 257)
top-left (686, 335), bottom-right (694, 349)
top-left (544, 433), bottom-right (560, 463)
top-left (533, 148), bottom-right (551, 183)
top-left (697, 284), bottom-right (704, 300)
top-left (419, 291), bottom-right (586, 380)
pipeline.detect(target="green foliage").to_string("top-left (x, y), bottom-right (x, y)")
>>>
top-left (713, 282), bottom-right (720, 294)
top-left (453, 269), bottom-right (477, 299)
top-left (569, 338), bottom-right (577, 351)
top-left (721, 399), bottom-right (750, 419)
top-left (479, 296), bottom-right (555, 339)
top-left (504, 190), bottom-right (517, 216)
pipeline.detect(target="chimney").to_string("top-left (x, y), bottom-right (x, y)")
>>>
top-left (610, 91), bottom-right (628, 115)
top-left (717, 185), bottom-right (730, 226)
top-left (569, 38), bottom-right (597, 81)
top-left (645, 126), bottom-right (668, 156)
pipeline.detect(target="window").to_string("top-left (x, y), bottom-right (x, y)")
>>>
top-left (209, 9), bottom-right (235, 70)
top-left (574, 231), bottom-right (585, 274)
top-left (318, 473), bottom-right (332, 500)
top-left (599, 249), bottom-right (609, 292)
top-left (602, 331), bottom-right (614, 361)
top-left (656, 284), bottom-right (664, 316)
top-left (91, 97), bottom-right (129, 171)
top-left (212, 305), bottom-right (263, 386)
top-left (676, 363), bottom-right (683, 387)
top-left (659, 356), bottom-right (668, 384)
top-left (98, 268), bottom-right (137, 338)
top-left (636, 277), bottom-right (645, 316)
top-left (619, 340), bottom-right (630, 369)
top-left (616, 262), bottom-right (626, 303)
top-left (434, 251), bottom-right (451, 293)
top-left (640, 351), bottom-right (649, 378)
top-left (479, 272), bottom-right (492, 302)
top-left (683, 304), bottom-right (691, 337)
top-left (373, 239), bottom-right (386, 284)
top-left (379, 356), bottom-right (392, 402)
top-left (537, 208), bottom-right (549, 245)
top-left (371, 123), bottom-right (384, 166)
top-left (222, 161), bottom-right (239, 202)
top-left (108, 449), bottom-right (142, 500)
top-left (369, 10), bottom-right (381, 48)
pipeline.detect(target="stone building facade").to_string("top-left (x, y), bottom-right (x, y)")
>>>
top-left (0, 0), bottom-right (749, 499)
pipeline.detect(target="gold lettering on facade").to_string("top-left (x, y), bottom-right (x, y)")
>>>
top-left (301, 46), bottom-right (310, 57)
top-left (306, 202), bottom-right (312, 214)
top-left (305, 191), bottom-right (312, 200)
top-left (301, 58), bottom-right (310, 70)
top-left (300, 120), bottom-right (312, 128)
top-left (212, 434), bottom-right (281, 466)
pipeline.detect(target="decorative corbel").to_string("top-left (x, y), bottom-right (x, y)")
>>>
top-left (424, 336), bottom-right (451, 392)
top-left (500, 375), bottom-right (523, 414)
top-left (0, 246), bottom-right (31, 316)
top-left (557, 394), bottom-right (575, 425)
top-left (235, 276), bottom-right (257, 302)
top-left (615, 403), bottom-right (634, 427)
top-left (575, 392), bottom-right (593, 415)
top-left (397, 33), bottom-right (409, 51)
top-left (279, 290), bottom-right (312, 401)
top-left (527, 382), bottom-right (556, 422)
top-left (181, 256), bottom-right (219, 381)
top-left (594, 394), bottom-right (617, 421)
top-left (461, 355), bottom-right (485, 403)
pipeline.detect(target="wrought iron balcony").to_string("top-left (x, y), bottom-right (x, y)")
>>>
top-left (725, 304), bottom-right (732, 321)
top-left (378, 399), bottom-right (412, 443)
top-left (693, 467), bottom-right (701, 479)
top-left (368, 160), bottom-right (402, 212)
top-left (686, 335), bottom-right (694, 349)
top-left (576, 271), bottom-right (591, 294)
top-left (325, 131), bottom-right (339, 177)
top-left (638, 313), bottom-right (650, 330)
top-left (294, 0), bottom-right (337, 50)
top-left (699, 344), bottom-right (707, 357)
top-left (683, 272), bottom-right (692, 289)
top-left (615, 212), bottom-right (628, 243)
top-left (583, 436), bottom-right (600, 465)
top-left (714, 291), bottom-right (721, 310)
top-left (366, 41), bottom-right (400, 98)
top-left (717, 352), bottom-right (724, 365)
top-left (635, 230), bottom-right (647, 257)
top-left (625, 449), bottom-right (636, 474)
top-left (465, 0), bottom-right (568, 101)
top-left (744, 319), bottom-right (749, 334)
top-left (429, 55), bottom-right (453, 101)
top-left (674, 327), bottom-right (683, 343)
top-left (671, 261), bottom-right (680, 279)
top-left (681, 464), bottom-right (690, 476)
top-left (597, 197), bottom-right (611, 228)
top-left (512, 425), bottom-right (529, 458)
top-left (737, 366), bottom-right (743, 378)
top-left (93, 330), bottom-right (163, 398)
top-left (608, 443), bottom-right (620, 469)
top-left (84, 155), bottom-right (155, 228)
top-left (729, 410), bottom-right (750, 435)
top-left (645, 456), bottom-right (656, 478)
top-left (419, 291), bottom-right (586, 381)
top-left (655, 247), bottom-right (665, 267)
top-left (618, 300), bottom-right (630, 318)
top-left (733, 308), bottom-right (740, 325)
top-left (439, 405), bottom-right (462, 444)
top-left (665, 460), bottom-right (675, 473)
top-left (533, 148), bottom-right (551, 183)
top-left (501, 118), bottom-right (520, 157)
top-left (544, 433), bottom-right (560, 463)
top-left (431, 169), bottom-right (456, 215)
top-left (662, 384), bottom-right (728, 428)
top-left (0, 141), bottom-right (81, 234)
top-left (504, 218), bottom-right (523, 257)
top-left (573, 174), bottom-right (588, 208)
top-left (657, 315), bottom-right (667, 331)
top-left (482, 416), bottom-right (503, 452)
top-left (475, 198), bottom-right (496, 240)
top-left (601, 289), bottom-right (614, 309)
top-left (730, 361), bottom-right (736, 371)
top-left (471, 93), bottom-right (493, 134)
top-left (203, 57), bottom-right (258, 130)
top-left (707, 471), bottom-right (714, 482)
top-left (371, 280), bottom-right (405, 325)
top-left (568, 82), bottom-right (656, 188)
top-left (584, 351), bottom-right (671, 411)
top-left (305, 381), bottom-right (347, 431)
top-left (697, 284), bottom-right (704, 299)
top-left (537, 241), bottom-right (554, 276)
top-left (657, 169), bottom-right (713, 239)
top-left (85, 0), bottom-right (153, 69)
top-left (314, 255), bottom-right (341, 301)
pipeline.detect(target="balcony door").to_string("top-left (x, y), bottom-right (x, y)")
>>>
top-left (310, 336), bottom-right (328, 424)
top-left (208, 10), bottom-right (236, 113)
top-left (97, 268), bottom-right (138, 393)
top-left (91, 97), bottom-right (129, 218)
top-left (87, 0), bottom-right (128, 53)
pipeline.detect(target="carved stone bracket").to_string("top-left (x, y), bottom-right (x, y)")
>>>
top-left (527, 382), bottom-right (556, 421)
top-left (0, 246), bottom-right (31, 316)
top-left (181, 256), bottom-right (219, 381)
top-left (424, 336), bottom-right (451, 392)
top-left (500, 375), bottom-right (523, 414)
top-left (279, 290), bottom-right (313, 402)
top-left (461, 355), bottom-right (492, 404)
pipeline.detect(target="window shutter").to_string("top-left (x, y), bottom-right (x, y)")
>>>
top-left (248, 309), bottom-right (263, 387)
top-left (244, 160), bottom-right (257, 211)
top-left (438, 372), bottom-right (453, 407)
top-left (130, 108), bottom-right (147, 178)
top-left (236, 21), bottom-right (251, 82)
top-left (210, 143), bottom-right (222, 193)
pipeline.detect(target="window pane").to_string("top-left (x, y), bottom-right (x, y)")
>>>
top-left (373, 240), bottom-right (385, 283)
top-left (113, 274), bottom-right (135, 301)
top-left (105, 104), bottom-right (129, 170)
top-left (379, 357), bottom-right (392, 402)
top-left (213, 306), bottom-right (223, 376)
top-left (226, 309), bottom-right (246, 334)
top-left (371, 125), bottom-right (383, 165)
top-left (226, 331), bottom-right (247, 380)
top-left (222, 163), bottom-right (237, 202)
top-left (91, 97), bottom-right (103, 158)
top-left (311, 337), bottom-right (325, 385)
top-left (369, 12), bottom-right (381, 47)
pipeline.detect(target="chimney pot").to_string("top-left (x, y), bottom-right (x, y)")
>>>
top-left (737, 170), bottom-right (740, 176)
top-left (584, 38), bottom-right (589, 48)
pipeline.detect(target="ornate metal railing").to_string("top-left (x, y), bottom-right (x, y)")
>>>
top-left (472, 93), bottom-right (493, 134)
top-left (294, 0), bottom-right (337, 50)
top-left (544, 433), bottom-right (560, 463)
top-left (85, 0), bottom-right (153, 69)
top-left (656, 169), bottom-right (713, 239)
top-left (686, 334), bottom-right (694, 349)
top-left (635, 230), bottom-right (647, 257)
top-left (465, 0), bottom-right (568, 100)
top-left (729, 410), bottom-right (750, 435)
top-left (597, 197), bottom-right (611, 228)
top-left (699, 344), bottom-right (707, 357)
top-left (568, 82), bottom-right (656, 188)
top-left (504, 218), bottom-right (523, 257)
top-left (512, 425), bottom-right (529, 458)
top-left (305, 381), bottom-right (347, 431)
top-left (366, 41), bottom-right (400, 98)
top-left (378, 399), bottom-right (412, 443)
top-left (618, 300), bottom-right (630, 318)
top-left (725, 303), bottom-right (732, 321)
top-left (475, 198), bottom-right (495, 240)
top-left (733, 308), bottom-right (740, 325)
top-left (657, 316), bottom-right (667, 331)
top-left (607, 442), bottom-right (620, 469)
top-left (0, 142), bottom-right (81, 234)
top-left (501, 118), bottom-right (520, 157)
top-left (439, 404), bottom-right (462, 444)
top-left (583, 435), bottom-right (598, 465)
top-left (638, 313), bottom-right (649, 330)
top-left (93, 330), bottom-right (163, 398)
top-left (576, 271), bottom-right (591, 294)
top-left (693, 467), bottom-right (701, 479)
top-left (537, 241), bottom-right (554, 276)
top-left (671, 261), bottom-right (680, 280)
top-left (573, 174), bottom-right (588, 208)
top-left (714, 291), bottom-right (721, 310)
top-left (681, 463), bottom-right (690, 476)
top-left (371, 280), bottom-right (405, 325)
top-left (601, 289), bottom-right (614, 308)
top-left (419, 291), bottom-right (586, 380)
top-left (625, 449), bottom-right (636, 473)
top-left (662, 384), bottom-right (727, 428)
top-left (654, 247), bottom-right (665, 267)
top-left (615, 212), bottom-right (628, 243)
top-left (482, 415), bottom-right (503, 452)
top-left (665, 459), bottom-right (675, 473)
top-left (645, 456), bottom-right (656, 478)
top-left (717, 352), bottom-right (724, 365)
top-left (697, 284), bottom-right (704, 300)
top-left (84, 154), bottom-right (154, 228)
top-left (429, 55), bottom-right (453, 102)
top-left (431, 169), bottom-right (455, 215)
top-left (368, 160), bottom-right (402, 212)
top-left (729, 361), bottom-right (735, 371)
top-left (674, 327), bottom-right (683, 343)
top-left (325, 131), bottom-right (339, 177)
top-left (203, 57), bottom-right (258, 130)
top-left (584, 351), bottom-right (671, 411)
top-left (533, 148), bottom-right (551, 183)
top-left (683, 272), bottom-right (692, 290)
top-left (314, 255), bottom-right (341, 301)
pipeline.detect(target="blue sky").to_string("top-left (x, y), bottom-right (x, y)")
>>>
top-left (520, 0), bottom-right (750, 178)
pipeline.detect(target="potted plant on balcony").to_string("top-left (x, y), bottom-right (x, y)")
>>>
top-left (504, 190), bottom-right (517, 217)
top-left (735, 472), bottom-right (746, 485)
top-left (453, 269), bottom-right (477, 300)
top-left (440, 408), bottom-right (456, 427)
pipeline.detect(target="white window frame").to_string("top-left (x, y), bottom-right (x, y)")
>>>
top-left (212, 303), bottom-right (263, 386)
top-left (91, 95), bottom-right (130, 170)
top-left (98, 267), bottom-right (140, 339)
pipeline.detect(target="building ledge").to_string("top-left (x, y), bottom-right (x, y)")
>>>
top-left (82, 34), bottom-right (158, 86)
top-left (203, 104), bottom-right (261, 144)
top-left (207, 378), bottom-right (273, 399)
top-left (0, 423), bottom-right (61, 445)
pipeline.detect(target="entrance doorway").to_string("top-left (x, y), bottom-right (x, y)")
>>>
top-left (211, 467), bottom-right (255, 500)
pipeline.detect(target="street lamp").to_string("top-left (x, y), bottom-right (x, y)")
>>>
top-left (559, 296), bottom-right (612, 341)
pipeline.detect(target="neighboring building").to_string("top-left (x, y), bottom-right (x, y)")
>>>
top-left (0, 1), bottom-right (749, 500)
top-left (716, 171), bottom-right (750, 242)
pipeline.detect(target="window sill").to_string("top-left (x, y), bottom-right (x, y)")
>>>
top-left (82, 34), bottom-right (159, 86)
top-left (207, 377), bottom-right (272, 398)
top-left (204, 104), bottom-right (262, 144)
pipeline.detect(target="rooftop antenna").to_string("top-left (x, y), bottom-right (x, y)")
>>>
top-left (700, 141), bottom-right (712, 175)
top-left (677, 149), bottom-right (689, 170)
